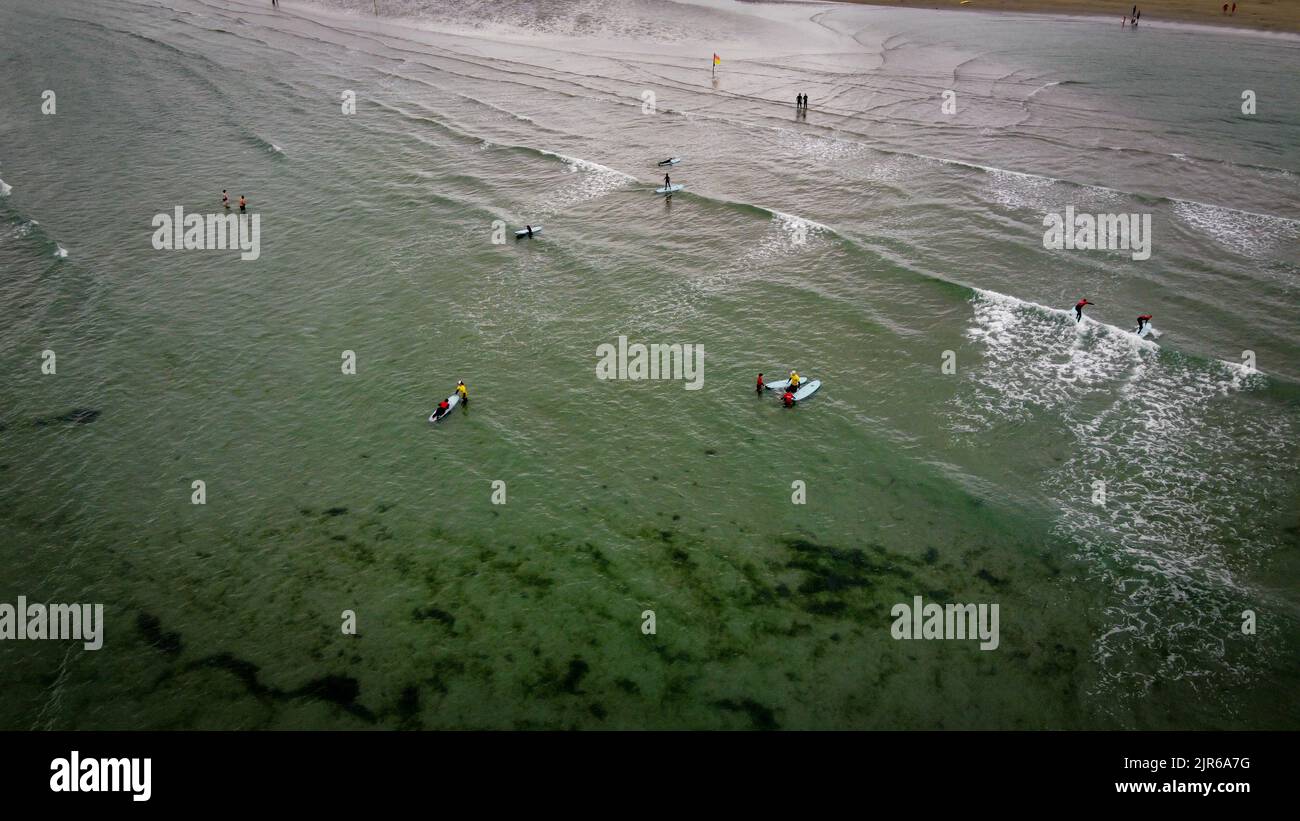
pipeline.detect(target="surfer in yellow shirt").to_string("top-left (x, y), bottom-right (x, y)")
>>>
top-left (456, 380), bottom-right (468, 404)
top-left (788, 370), bottom-right (801, 391)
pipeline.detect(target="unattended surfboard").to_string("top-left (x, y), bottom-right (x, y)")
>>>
top-left (655, 184), bottom-right (684, 195)
top-left (515, 227), bottom-right (542, 238)
top-left (428, 394), bottom-right (460, 423)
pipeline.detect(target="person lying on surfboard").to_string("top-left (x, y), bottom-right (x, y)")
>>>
top-left (658, 158), bottom-right (675, 166)
top-left (1136, 314), bottom-right (1152, 334)
top-left (456, 380), bottom-right (468, 404)
top-left (1074, 298), bottom-right (1093, 322)
top-left (434, 398), bottom-right (450, 419)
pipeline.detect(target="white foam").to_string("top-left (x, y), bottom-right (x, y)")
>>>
top-left (527, 152), bottom-right (637, 217)
top-left (1172, 199), bottom-right (1299, 258)
top-left (954, 288), bottom-right (1291, 721)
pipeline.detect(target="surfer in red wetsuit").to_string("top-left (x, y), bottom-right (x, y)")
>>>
top-left (782, 390), bottom-right (795, 408)
top-left (1074, 298), bottom-right (1093, 322)
top-left (756, 373), bottom-right (765, 394)
top-left (1136, 314), bottom-right (1152, 333)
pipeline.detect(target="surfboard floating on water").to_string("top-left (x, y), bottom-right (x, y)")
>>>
top-left (657, 157), bottom-right (681, 166)
top-left (766, 378), bottom-right (821, 401)
top-left (656, 184), bottom-right (684, 195)
top-left (515, 226), bottom-right (542, 238)
top-left (428, 394), bottom-right (460, 423)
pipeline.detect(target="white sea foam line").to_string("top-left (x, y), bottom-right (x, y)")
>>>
top-left (1052, 365), bottom-right (1288, 707)
top-left (957, 287), bottom-right (1290, 719)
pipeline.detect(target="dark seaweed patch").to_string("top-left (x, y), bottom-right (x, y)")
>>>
top-left (977, 568), bottom-right (1007, 588)
top-left (323, 507), bottom-right (348, 517)
top-left (176, 652), bottom-right (376, 723)
top-left (396, 685), bottom-right (421, 727)
top-left (413, 606), bottom-right (456, 628)
top-left (713, 698), bottom-right (779, 730)
top-left (136, 613), bottom-right (182, 656)
top-left (32, 408), bottom-right (100, 426)
top-left (562, 658), bottom-right (590, 694)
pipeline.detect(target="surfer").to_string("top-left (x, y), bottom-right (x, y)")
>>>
top-left (434, 398), bottom-right (450, 420)
top-left (658, 158), bottom-right (674, 167)
top-left (222, 189), bottom-right (229, 209)
top-left (788, 370), bottom-right (801, 391)
top-left (1136, 314), bottom-right (1152, 334)
top-left (238, 194), bottom-right (247, 213)
top-left (525, 225), bottom-right (534, 237)
top-left (756, 373), bottom-right (765, 394)
top-left (456, 380), bottom-right (468, 404)
top-left (664, 173), bottom-right (671, 189)
top-left (1074, 298), bottom-right (1093, 322)
top-left (782, 389), bottom-right (795, 408)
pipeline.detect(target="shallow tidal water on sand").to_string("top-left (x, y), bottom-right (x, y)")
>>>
top-left (0, 0), bottom-right (1296, 729)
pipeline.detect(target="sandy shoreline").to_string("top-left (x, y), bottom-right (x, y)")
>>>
top-left (832, 1), bottom-right (1300, 34)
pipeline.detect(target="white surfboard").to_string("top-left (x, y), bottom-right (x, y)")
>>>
top-left (515, 226), bottom-right (542, 238)
top-left (766, 378), bottom-right (820, 400)
top-left (428, 394), bottom-right (460, 423)
top-left (655, 184), bottom-right (684, 195)
top-left (791, 380), bottom-right (821, 401)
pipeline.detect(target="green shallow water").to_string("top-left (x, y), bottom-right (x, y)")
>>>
top-left (0, 0), bottom-right (1297, 729)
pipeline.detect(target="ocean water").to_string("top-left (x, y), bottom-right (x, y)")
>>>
top-left (0, 0), bottom-right (1296, 729)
